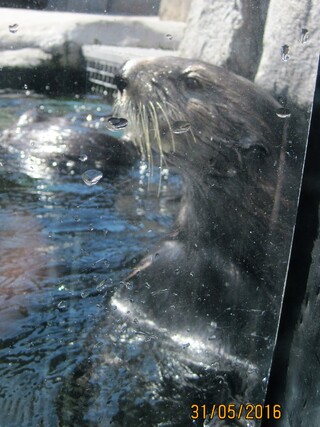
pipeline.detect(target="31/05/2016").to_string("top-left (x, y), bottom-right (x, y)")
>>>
top-left (190, 403), bottom-right (282, 421)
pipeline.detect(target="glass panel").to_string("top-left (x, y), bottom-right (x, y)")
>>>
top-left (0, 1), bottom-right (318, 426)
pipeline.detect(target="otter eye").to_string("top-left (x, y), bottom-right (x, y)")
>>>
top-left (182, 73), bottom-right (202, 90)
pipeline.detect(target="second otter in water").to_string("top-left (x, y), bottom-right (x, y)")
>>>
top-left (111, 56), bottom-right (290, 361)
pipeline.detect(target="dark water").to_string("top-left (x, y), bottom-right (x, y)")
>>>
top-left (0, 93), bottom-right (182, 426)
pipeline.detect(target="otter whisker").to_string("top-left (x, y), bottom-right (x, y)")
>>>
top-left (148, 101), bottom-right (166, 165)
top-left (155, 101), bottom-right (176, 153)
top-left (141, 103), bottom-right (153, 176)
top-left (148, 100), bottom-right (168, 194)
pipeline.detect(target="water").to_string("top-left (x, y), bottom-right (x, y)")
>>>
top-left (0, 93), bottom-right (182, 426)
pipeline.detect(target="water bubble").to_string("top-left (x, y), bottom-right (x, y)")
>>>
top-left (106, 117), bottom-right (128, 131)
top-left (9, 24), bottom-right (19, 33)
top-left (57, 301), bottom-right (67, 311)
top-left (300, 28), bottom-right (309, 44)
top-left (276, 107), bottom-right (291, 118)
top-left (166, 34), bottom-right (173, 40)
top-left (81, 169), bottom-right (103, 186)
top-left (78, 154), bottom-right (88, 162)
top-left (281, 45), bottom-right (290, 61)
top-left (172, 121), bottom-right (191, 134)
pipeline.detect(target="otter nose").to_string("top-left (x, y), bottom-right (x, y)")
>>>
top-left (114, 74), bottom-right (128, 93)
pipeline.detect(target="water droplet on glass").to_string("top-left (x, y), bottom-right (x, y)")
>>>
top-left (96, 280), bottom-right (108, 292)
top-left (81, 289), bottom-right (91, 299)
top-left (106, 117), bottom-right (128, 131)
top-left (81, 169), bottom-right (103, 186)
top-left (172, 121), bottom-right (191, 134)
top-left (125, 281), bottom-right (133, 290)
top-left (276, 107), bottom-right (291, 118)
top-left (79, 154), bottom-right (88, 162)
top-left (9, 24), bottom-right (19, 33)
top-left (57, 301), bottom-right (67, 311)
top-left (166, 34), bottom-right (173, 40)
top-left (281, 45), bottom-right (290, 61)
top-left (300, 28), bottom-right (309, 44)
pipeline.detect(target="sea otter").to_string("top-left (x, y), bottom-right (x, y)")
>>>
top-left (110, 57), bottom-right (291, 356)
top-left (56, 57), bottom-right (295, 427)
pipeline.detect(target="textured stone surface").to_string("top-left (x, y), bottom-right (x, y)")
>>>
top-left (159, 0), bottom-right (192, 22)
top-left (255, 0), bottom-right (320, 107)
top-left (179, 0), bottom-right (269, 80)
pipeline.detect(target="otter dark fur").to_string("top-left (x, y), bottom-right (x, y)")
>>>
top-left (111, 57), bottom-right (291, 362)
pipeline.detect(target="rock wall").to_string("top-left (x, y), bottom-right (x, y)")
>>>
top-left (255, 0), bottom-right (320, 107)
top-left (179, 0), bottom-right (269, 80)
top-left (179, 0), bottom-right (319, 107)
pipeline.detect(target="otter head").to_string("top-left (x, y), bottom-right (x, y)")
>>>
top-left (113, 57), bottom-right (282, 183)
top-left (113, 57), bottom-right (288, 261)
